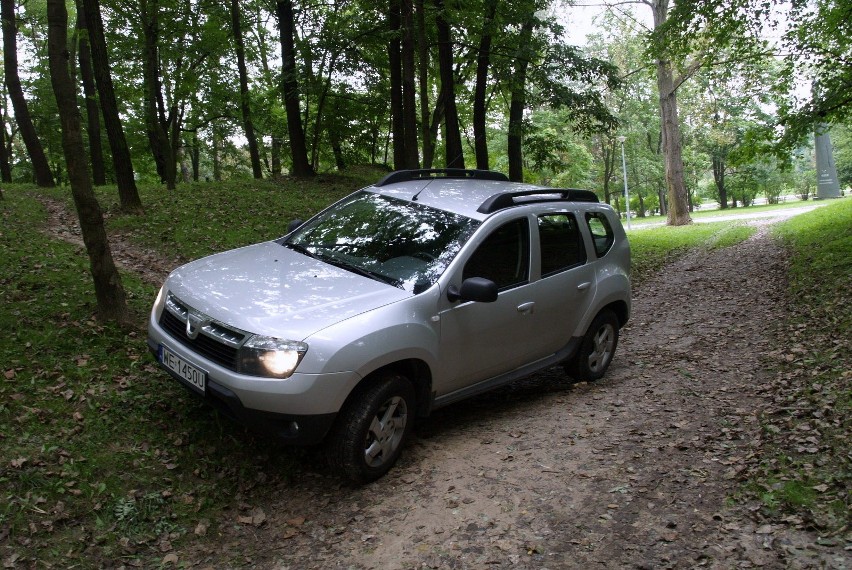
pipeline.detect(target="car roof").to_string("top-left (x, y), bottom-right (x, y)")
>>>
top-left (367, 169), bottom-right (599, 221)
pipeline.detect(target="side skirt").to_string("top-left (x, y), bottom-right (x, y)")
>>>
top-left (429, 338), bottom-right (581, 411)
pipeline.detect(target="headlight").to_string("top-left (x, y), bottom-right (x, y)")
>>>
top-left (238, 336), bottom-right (308, 379)
top-left (152, 286), bottom-right (167, 319)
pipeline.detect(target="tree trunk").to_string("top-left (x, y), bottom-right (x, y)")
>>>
top-left (712, 153), bottom-right (727, 208)
top-left (602, 137), bottom-right (616, 204)
top-left (75, 0), bottom-right (105, 186)
top-left (212, 129), bottom-right (221, 181)
top-left (473, 0), bottom-right (497, 170)
top-left (81, 0), bottom-right (142, 209)
top-left (651, 0), bottom-right (691, 226)
top-left (2, 0), bottom-right (54, 187)
top-left (388, 0), bottom-right (406, 169)
top-left (191, 132), bottom-right (199, 181)
top-left (433, 0), bottom-right (463, 169)
top-left (508, 20), bottom-right (534, 182)
top-left (140, 0), bottom-right (172, 188)
top-left (416, 0), bottom-right (434, 169)
top-left (271, 137), bottom-right (282, 175)
top-left (401, 0), bottom-right (419, 169)
top-left (46, 0), bottom-right (127, 322)
top-left (276, 0), bottom-right (314, 177)
top-left (230, 0), bottom-right (262, 179)
top-left (0, 97), bottom-right (11, 183)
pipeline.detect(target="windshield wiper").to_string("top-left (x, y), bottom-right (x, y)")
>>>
top-left (284, 242), bottom-right (318, 259)
top-left (321, 257), bottom-right (398, 286)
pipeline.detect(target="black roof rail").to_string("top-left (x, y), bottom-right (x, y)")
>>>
top-left (477, 188), bottom-right (599, 214)
top-left (375, 168), bottom-right (509, 187)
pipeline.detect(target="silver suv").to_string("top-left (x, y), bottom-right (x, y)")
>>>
top-left (147, 169), bottom-right (631, 482)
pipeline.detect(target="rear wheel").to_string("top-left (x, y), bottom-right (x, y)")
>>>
top-left (566, 310), bottom-right (619, 382)
top-left (326, 373), bottom-right (415, 484)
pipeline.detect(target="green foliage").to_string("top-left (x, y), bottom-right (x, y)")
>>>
top-left (663, 0), bottom-right (852, 155)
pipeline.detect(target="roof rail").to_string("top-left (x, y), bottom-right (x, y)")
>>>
top-left (375, 168), bottom-right (509, 187)
top-left (477, 188), bottom-right (599, 214)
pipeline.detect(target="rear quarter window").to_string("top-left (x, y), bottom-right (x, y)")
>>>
top-left (585, 212), bottom-right (615, 257)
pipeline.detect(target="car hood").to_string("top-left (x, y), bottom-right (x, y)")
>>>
top-left (165, 241), bottom-right (409, 340)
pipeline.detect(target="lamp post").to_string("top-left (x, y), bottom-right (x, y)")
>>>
top-left (617, 135), bottom-right (631, 230)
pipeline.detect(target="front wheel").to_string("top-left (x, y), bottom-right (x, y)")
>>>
top-left (326, 373), bottom-right (415, 484)
top-left (565, 310), bottom-right (620, 382)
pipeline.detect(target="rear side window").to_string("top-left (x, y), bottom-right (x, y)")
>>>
top-left (538, 213), bottom-right (586, 276)
top-left (463, 218), bottom-right (530, 290)
top-left (586, 212), bottom-right (615, 257)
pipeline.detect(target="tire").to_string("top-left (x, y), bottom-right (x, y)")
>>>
top-left (326, 373), bottom-right (415, 484)
top-left (565, 310), bottom-right (619, 382)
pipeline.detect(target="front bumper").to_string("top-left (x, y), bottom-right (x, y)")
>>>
top-left (147, 314), bottom-right (360, 445)
top-left (148, 339), bottom-right (336, 444)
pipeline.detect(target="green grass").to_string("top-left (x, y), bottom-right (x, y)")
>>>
top-left (0, 176), bottom-right (800, 565)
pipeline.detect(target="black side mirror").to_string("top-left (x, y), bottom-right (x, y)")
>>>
top-left (447, 277), bottom-right (498, 303)
top-left (287, 219), bottom-right (304, 234)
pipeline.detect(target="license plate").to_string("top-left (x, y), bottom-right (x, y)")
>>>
top-left (159, 344), bottom-right (206, 394)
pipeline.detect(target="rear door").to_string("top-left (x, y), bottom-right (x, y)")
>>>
top-left (525, 212), bottom-right (596, 357)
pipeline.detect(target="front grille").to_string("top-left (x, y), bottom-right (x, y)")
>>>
top-left (159, 294), bottom-right (245, 371)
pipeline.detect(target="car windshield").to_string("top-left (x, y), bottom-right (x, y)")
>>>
top-left (285, 191), bottom-right (479, 293)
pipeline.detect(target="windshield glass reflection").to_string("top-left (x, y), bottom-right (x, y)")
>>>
top-left (285, 191), bottom-right (479, 293)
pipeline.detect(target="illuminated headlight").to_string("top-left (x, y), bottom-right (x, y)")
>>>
top-left (238, 336), bottom-right (307, 379)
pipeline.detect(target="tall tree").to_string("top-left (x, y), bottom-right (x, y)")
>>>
top-left (139, 0), bottom-right (173, 186)
top-left (648, 0), bottom-right (692, 225)
top-left (2, 0), bottom-right (54, 187)
top-left (433, 0), bottom-right (464, 169)
top-left (473, 0), bottom-right (497, 170)
top-left (80, 0), bottom-right (142, 209)
top-left (75, 0), bottom-right (105, 186)
top-left (507, 19), bottom-right (535, 182)
top-left (46, 0), bottom-right (127, 322)
top-left (388, 0), bottom-right (406, 168)
top-left (230, 0), bottom-right (263, 179)
top-left (400, 0), bottom-right (419, 169)
top-left (415, 0), bottom-right (435, 168)
top-left (277, 0), bottom-right (314, 177)
top-left (0, 94), bottom-right (11, 183)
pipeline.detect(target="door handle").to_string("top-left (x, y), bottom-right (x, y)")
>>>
top-left (577, 282), bottom-right (591, 291)
top-left (517, 302), bottom-right (535, 314)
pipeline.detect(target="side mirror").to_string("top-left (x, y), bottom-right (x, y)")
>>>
top-left (447, 277), bottom-right (498, 303)
top-left (286, 219), bottom-right (304, 234)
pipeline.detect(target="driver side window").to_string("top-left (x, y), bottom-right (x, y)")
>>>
top-left (463, 218), bottom-right (530, 290)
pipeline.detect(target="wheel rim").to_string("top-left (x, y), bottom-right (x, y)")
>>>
top-left (587, 323), bottom-right (616, 373)
top-left (364, 396), bottom-right (408, 468)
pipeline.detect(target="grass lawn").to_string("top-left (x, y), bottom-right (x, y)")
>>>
top-left (0, 178), bottom-right (845, 565)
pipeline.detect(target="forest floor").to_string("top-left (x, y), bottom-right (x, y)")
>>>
top-left (38, 198), bottom-right (851, 569)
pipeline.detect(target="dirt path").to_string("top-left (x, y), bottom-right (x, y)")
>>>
top-left (36, 196), bottom-right (181, 287)
top-left (39, 200), bottom-right (849, 568)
